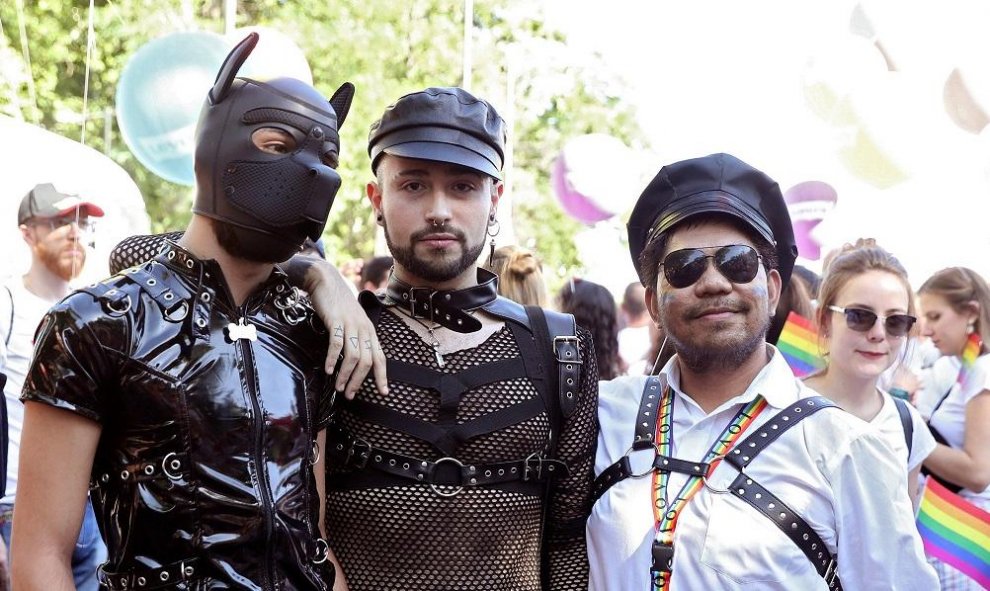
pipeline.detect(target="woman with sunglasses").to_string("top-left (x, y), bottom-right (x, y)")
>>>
top-left (803, 242), bottom-right (935, 509)
top-left (915, 267), bottom-right (990, 590)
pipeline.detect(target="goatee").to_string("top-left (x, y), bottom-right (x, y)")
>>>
top-left (384, 220), bottom-right (484, 283)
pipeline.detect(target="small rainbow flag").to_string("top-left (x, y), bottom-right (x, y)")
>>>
top-left (776, 311), bottom-right (825, 377)
top-left (957, 333), bottom-right (982, 385)
top-left (916, 478), bottom-right (990, 588)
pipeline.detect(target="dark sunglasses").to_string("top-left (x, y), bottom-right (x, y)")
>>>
top-left (828, 305), bottom-right (916, 337)
top-left (659, 244), bottom-right (763, 289)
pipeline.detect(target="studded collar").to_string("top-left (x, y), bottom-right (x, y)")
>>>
top-left (384, 268), bottom-right (499, 333)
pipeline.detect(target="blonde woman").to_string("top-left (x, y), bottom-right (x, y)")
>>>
top-left (804, 242), bottom-right (935, 508)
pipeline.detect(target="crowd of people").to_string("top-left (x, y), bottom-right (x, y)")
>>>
top-left (1, 30), bottom-right (988, 591)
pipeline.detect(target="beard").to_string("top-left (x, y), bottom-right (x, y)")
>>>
top-left (37, 241), bottom-right (86, 281)
top-left (384, 220), bottom-right (484, 284)
top-left (664, 300), bottom-right (771, 373)
top-left (213, 218), bottom-right (299, 264)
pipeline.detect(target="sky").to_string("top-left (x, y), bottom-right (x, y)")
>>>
top-left (541, 0), bottom-right (990, 291)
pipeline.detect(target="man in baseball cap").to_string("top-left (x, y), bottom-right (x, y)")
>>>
top-left (313, 87), bottom-right (599, 590)
top-left (587, 153), bottom-right (937, 590)
top-left (17, 183), bottom-right (105, 227)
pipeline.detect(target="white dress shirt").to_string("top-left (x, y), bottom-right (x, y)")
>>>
top-left (588, 347), bottom-right (939, 590)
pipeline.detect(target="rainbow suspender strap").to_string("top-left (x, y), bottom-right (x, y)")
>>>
top-left (649, 388), bottom-right (769, 591)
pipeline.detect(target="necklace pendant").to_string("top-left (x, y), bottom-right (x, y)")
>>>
top-left (433, 343), bottom-right (445, 367)
top-left (226, 317), bottom-right (258, 342)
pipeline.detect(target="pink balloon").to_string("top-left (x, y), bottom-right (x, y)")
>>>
top-left (551, 153), bottom-right (612, 224)
top-left (784, 181), bottom-right (838, 261)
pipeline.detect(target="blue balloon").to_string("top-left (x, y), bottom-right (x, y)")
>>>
top-left (115, 31), bottom-right (229, 186)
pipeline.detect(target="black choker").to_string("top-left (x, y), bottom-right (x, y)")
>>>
top-left (385, 269), bottom-right (499, 333)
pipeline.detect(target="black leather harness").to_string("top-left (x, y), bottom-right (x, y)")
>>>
top-left (327, 285), bottom-right (582, 498)
top-left (593, 377), bottom-right (843, 590)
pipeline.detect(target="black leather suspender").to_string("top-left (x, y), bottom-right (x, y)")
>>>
top-left (594, 378), bottom-right (844, 589)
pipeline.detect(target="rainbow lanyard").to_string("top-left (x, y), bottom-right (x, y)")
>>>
top-left (650, 387), bottom-right (769, 591)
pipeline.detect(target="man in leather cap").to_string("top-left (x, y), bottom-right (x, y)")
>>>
top-left (11, 33), bottom-right (378, 591)
top-left (586, 153), bottom-right (937, 590)
top-left (287, 87), bottom-right (598, 590)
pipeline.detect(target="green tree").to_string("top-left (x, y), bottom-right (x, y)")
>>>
top-left (1, 1), bottom-right (645, 284)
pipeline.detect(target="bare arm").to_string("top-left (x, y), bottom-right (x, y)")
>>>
top-left (922, 391), bottom-right (990, 491)
top-left (283, 255), bottom-right (386, 399)
top-left (11, 402), bottom-right (101, 591)
top-left (313, 429), bottom-right (348, 590)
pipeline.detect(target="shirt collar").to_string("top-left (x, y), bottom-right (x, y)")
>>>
top-left (658, 344), bottom-right (801, 413)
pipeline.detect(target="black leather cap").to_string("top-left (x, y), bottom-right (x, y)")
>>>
top-left (368, 87), bottom-right (506, 179)
top-left (627, 153), bottom-right (797, 288)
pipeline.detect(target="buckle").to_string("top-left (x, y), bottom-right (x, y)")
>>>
top-left (346, 438), bottom-right (372, 469)
top-left (650, 540), bottom-right (675, 574)
top-left (407, 287), bottom-right (435, 319)
top-left (523, 452), bottom-right (543, 482)
top-left (823, 558), bottom-right (838, 587)
top-left (428, 456), bottom-right (465, 497)
top-left (552, 335), bottom-right (582, 364)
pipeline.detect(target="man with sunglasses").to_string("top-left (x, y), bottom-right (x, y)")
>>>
top-left (587, 153), bottom-right (937, 590)
top-left (0, 183), bottom-right (106, 591)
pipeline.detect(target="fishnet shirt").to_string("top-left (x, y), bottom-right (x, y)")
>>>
top-left (325, 309), bottom-right (599, 590)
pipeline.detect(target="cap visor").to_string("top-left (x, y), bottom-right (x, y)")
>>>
top-left (655, 192), bottom-right (774, 246)
top-left (384, 142), bottom-right (501, 179)
top-left (54, 202), bottom-right (105, 219)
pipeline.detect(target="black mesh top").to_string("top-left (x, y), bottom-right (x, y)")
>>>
top-left (325, 309), bottom-right (599, 590)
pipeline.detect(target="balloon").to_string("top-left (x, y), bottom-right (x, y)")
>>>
top-left (783, 181), bottom-right (837, 261)
top-left (801, 35), bottom-right (888, 127)
top-left (228, 26), bottom-right (313, 86)
top-left (115, 31), bottom-right (230, 186)
top-left (551, 134), bottom-right (640, 224)
top-left (835, 126), bottom-right (908, 190)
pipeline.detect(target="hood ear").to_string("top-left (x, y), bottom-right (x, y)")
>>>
top-left (329, 82), bottom-right (355, 129)
top-left (209, 32), bottom-right (259, 105)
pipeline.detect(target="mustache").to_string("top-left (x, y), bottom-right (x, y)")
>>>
top-left (686, 298), bottom-right (749, 318)
top-left (410, 225), bottom-right (466, 242)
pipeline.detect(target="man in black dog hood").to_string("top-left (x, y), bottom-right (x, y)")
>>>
top-left (193, 33), bottom-right (354, 263)
top-left (12, 33), bottom-right (370, 591)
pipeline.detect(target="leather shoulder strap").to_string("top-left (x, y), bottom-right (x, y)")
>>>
top-left (892, 396), bottom-right (914, 455)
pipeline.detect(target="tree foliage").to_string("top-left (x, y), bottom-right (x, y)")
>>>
top-left (0, 0), bottom-right (644, 285)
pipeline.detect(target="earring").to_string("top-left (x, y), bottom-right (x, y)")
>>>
top-left (486, 218), bottom-right (501, 267)
top-left (376, 213), bottom-right (383, 223)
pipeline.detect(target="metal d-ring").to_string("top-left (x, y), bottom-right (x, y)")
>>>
top-left (312, 538), bottom-right (330, 564)
top-left (700, 454), bottom-right (738, 495)
top-left (104, 295), bottom-right (132, 316)
top-left (429, 456), bottom-right (465, 498)
top-left (623, 443), bottom-right (662, 478)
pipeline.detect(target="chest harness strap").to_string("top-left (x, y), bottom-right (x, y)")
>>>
top-left (592, 377), bottom-right (843, 590)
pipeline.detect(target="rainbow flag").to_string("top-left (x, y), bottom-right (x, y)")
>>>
top-left (957, 333), bottom-right (982, 385)
top-left (776, 311), bottom-right (825, 377)
top-left (916, 478), bottom-right (990, 588)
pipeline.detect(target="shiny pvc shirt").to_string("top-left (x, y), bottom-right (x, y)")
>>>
top-left (21, 242), bottom-right (335, 590)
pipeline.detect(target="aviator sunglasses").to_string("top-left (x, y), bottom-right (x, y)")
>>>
top-left (659, 244), bottom-right (763, 288)
top-left (828, 305), bottom-right (917, 337)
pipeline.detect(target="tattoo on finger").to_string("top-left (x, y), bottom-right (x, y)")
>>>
top-left (365, 339), bottom-right (372, 351)
top-left (334, 325), bottom-right (344, 337)
top-left (349, 336), bottom-right (359, 349)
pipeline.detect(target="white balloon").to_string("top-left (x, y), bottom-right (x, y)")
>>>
top-left (228, 26), bottom-right (314, 85)
top-left (559, 134), bottom-right (641, 216)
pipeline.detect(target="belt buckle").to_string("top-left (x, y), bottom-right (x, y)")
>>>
top-left (523, 452), bottom-right (543, 482)
top-left (428, 456), bottom-right (465, 498)
top-left (552, 335), bottom-right (581, 363)
top-left (346, 438), bottom-right (371, 469)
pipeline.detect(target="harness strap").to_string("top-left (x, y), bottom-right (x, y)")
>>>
top-left (593, 453), bottom-right (709, 501)
top-left (347, 396), bottom-right (546, 456)
top-left (729, 472), bottom-right (842, 590)
top-left (326, 430), bottom-right (567, 493)
top-left (891, 396), bottom-right (914, 454)
top-left (722, 396), bottom-right (843, 590)
top-left (386, 357), bottom-right (528, 422)
top-left (544, 310), bottom-right (582, 418)
top-left (98, 557), bottom-right (200, 590)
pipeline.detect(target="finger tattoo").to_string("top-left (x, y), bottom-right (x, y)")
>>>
top-left (365, 339), bottom-right (372, 351)
top-left (334, 325), bottom-right (344, 337)
top-left (349, 336), bottom-right (359, 349)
